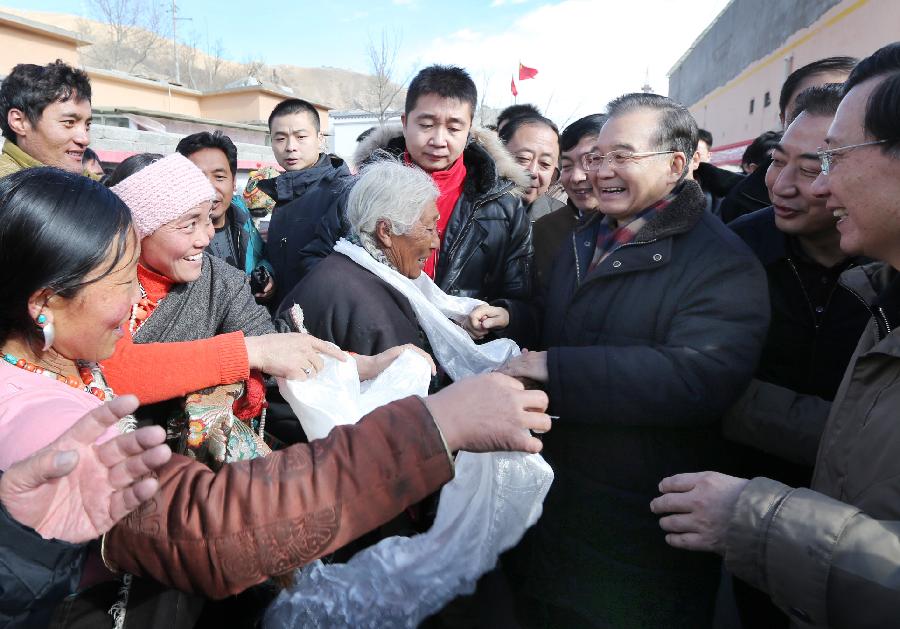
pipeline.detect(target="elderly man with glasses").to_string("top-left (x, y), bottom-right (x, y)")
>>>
top-left (652, 42), bottom-right (900, 628)
top-left (501, 93), bottom-right (769, 629)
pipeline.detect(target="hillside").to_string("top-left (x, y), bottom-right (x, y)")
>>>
top-left (3, 6), bottom-right (402, 111)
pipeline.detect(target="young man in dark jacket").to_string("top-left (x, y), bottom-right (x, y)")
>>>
top-left (260, 99), bottom-right (354, 305)
top-left (501, 93), bottom-right (769, 628)
top-left (292, 66), bottom-right (533, 338)
top-left (176, 131), bottom-right (275, 300)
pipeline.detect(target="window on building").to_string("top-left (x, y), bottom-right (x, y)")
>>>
top-left (749, 98), bottom-right (755, 114)
top-left (764, 91), bottom-right (771, 108)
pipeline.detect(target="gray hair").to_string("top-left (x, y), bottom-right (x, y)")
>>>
top-left (606, 92), bottom-right (698, 182)
top-left (347, 159), bottom-right (440, 238)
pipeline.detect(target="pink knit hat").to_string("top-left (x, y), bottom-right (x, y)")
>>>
top-left (111, 153), bottom-right (216, 239)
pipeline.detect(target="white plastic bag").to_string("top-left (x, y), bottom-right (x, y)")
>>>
top-left (278, 349), bottom-right (432, 441)
top-left (267, 240), bottom-right (553, 628)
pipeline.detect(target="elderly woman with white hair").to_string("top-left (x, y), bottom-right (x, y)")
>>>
top-left (280, 160), bottom-right (509, 356)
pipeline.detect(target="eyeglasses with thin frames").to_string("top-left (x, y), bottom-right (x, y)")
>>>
top-left (580, 150), bottom-right (675, 172)
top-left (817, 139), bottom-right (888, 175)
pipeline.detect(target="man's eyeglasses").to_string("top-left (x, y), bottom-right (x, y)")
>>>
top-left (580, 150), bottom-right (675, 172)
top-left (817, 139), bottom-right (888, 175)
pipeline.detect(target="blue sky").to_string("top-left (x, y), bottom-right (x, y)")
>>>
top-left (4, 0), bottom-right (731, 123)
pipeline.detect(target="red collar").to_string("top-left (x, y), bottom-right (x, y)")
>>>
top-left (137, 263), bottom-right (176, 301)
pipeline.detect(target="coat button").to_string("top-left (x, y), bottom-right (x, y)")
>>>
top-left (584, 240), bottom-right (591, 247)
top-left (652, 253), bottom-right (663, 262)
top-left (612, 260), bottom-right (622, 268)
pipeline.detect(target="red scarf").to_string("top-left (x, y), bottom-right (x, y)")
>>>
top-left (404, 152), bottom-right (467, 278)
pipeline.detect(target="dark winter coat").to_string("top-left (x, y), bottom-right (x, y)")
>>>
top-left (719, 156), bottom-right (772, 223)
top-left (278, 252), bottom-right (423, 356)
top-left (723, 207), bottom-right (871, 474)
top-left (521, 181), bottom-right (770, 628)
top-left (0, 500), bottom-right (86, 628)
top-left (259, 153), bottom-right (353, 306)
top-left (694, 161), bottom-right (745, 217)
top-left (531, 200), bottom-right (581, 294)
top-left (296, 127), bottom-right (534, 334)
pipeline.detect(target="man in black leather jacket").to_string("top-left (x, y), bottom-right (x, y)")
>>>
top-left (287, 66), bottom-right (534, 336)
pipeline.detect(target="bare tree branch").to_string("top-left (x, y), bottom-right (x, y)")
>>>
top-left (85, 0), bottom-right (168, 74)
top-left (358, 28), bottom-right (411, 123)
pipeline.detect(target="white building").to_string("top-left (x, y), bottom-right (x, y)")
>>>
top-left (329, 109), bottom-right (402, 168)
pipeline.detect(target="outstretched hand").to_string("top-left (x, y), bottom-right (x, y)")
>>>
top-left (649, 471), bottom-right (749, 555)
top-left (0, 395), bottom-right (172, 544)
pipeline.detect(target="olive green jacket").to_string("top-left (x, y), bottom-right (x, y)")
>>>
top-left (725, 262), bottom-right (900, 628)
top-left (0, 141), bottom-right (42, 178)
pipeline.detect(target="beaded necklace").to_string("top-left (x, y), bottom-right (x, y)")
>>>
top-left (3, 353), bottom-right (108, 400)
top-left (129, 280), bottom-right (159, 334)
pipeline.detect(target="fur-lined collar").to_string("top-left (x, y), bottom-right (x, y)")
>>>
top-left (576, 181), bottom-right (707, 241)
top-left (353, 124), bottom-right (530, 199)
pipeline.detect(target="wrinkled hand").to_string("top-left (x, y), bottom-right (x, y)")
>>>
top-left (424, 372), bottom-right (551, 454)
top-left (245, 332), bottom-right (346, 380)
top-left (355, 344), bottom-right (437, 381)
top-left (649, 471), bottom-right (750, 555)
top-left (0, 395), bottom-right (172, 544)
top-left (498, 349), bottom-right (549, 384)
top-left (462, 305), bottom-right (510, 340)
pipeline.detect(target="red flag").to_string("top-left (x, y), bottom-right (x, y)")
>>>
top-left (510, 76), bottom-right (518, 97)
top-left (519, 63), bottom-right (538, 81)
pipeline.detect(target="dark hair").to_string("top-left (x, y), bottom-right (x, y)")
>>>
top-left (787, 83), bottom-right (844, 124)
top-left (741, 130), bottom-right (782, 170)
top-left (82, 147), bottom-right (100, 165)
top-left (267, 98), bottom-right (321, 132)
top-left (104, 153), bottom-right (163, 188)
top-left (0, 168), bottom-right (134, 344)
top-left (497, 103), bottom-right (542, 131)
top-left (498, 114), bottom-right (559, 146)
top-left (605, 93), bottom-right (698, 179)
top-left (697, 128), bottom-right (713, 147)
top-left (843, 42), bottom-right (900, 156)
top-left (560, 114), bottom-right (607, 152)
top-left (0, 60), bottom-right (92, 142)
top-left (779, 56), bottom-right (857, 118)
top-left (405, 65), bottom-right (477, 118)
top-left (176, 131), bottom-right (238, 176)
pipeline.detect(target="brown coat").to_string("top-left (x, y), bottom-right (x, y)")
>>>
top-left (103, 396), bottom-right (453, 599)
top-left (725, 263), bottom-right (900, 628)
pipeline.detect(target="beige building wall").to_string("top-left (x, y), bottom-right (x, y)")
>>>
top-left (0, 19), bottom-right (81, 73)
top-left (0, 12), bottom-right (331, 136)
top-left (202, 88), bottom-right (330, 130)
top-left (88, 70), bottom-right (203, 117)
top-left (688, 0), bottom-right (900, 148)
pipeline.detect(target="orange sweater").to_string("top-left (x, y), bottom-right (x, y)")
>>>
top-left (102, 331), bottom-right (249, 405)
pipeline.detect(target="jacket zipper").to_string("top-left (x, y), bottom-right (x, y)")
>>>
top-left (878, 306), bottom-right (892, 335)
top-left (842, 283), bottom-right (883, 340)
top-left (441, 185), bottom-right (512, 282)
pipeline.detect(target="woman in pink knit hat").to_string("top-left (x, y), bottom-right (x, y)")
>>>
top-left (100, 153), bottom-right (433, 429)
